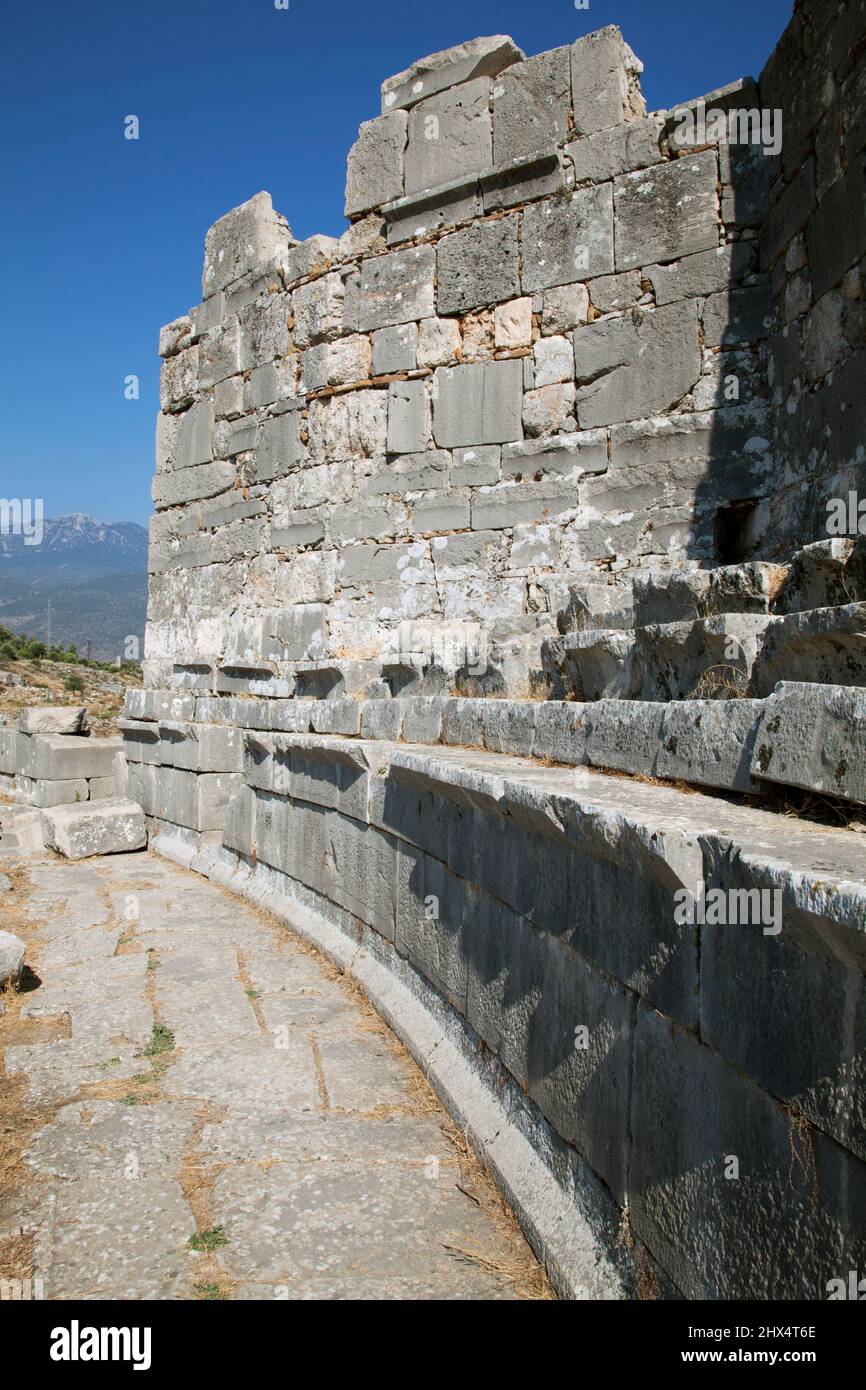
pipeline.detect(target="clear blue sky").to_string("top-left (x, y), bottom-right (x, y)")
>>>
top-left (2, 0), bottom-right (793, 526)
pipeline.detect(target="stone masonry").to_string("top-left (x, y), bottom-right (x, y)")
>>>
top-left (79, 0), bottom-right (866, 1299)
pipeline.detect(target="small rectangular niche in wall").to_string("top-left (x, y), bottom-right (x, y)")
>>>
top-left (715, 499), bottom-right (760, 565)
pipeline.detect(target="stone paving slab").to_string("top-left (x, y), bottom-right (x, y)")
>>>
top-left (0, 848), bottom-right (546, 1301)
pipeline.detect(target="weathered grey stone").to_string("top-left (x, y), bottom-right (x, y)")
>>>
top-left (159, 316), bottom-right (192, 358)
top-left (437, 215), bottom-right (520, 313)
top-left (566, 115), bottom-right (663, 184)
top-left (573, 301), bottom-right (701, 428)
top-left (18, 706), bottom-right (88, 736)
top-left (404, 79), bottom-right (493, 195)
top-left (522, 383), bottom-right (576, 437)
top-left (532, 701), bottom-right (590, 762)
top-left (750, 682), bottom-right (866, 803)
top-left (381, 36), bottom-right (523, 113)
top-left (502, 431), bottom-right (608, 479)
top-left (345, 111), bottom-right (408, 217)
top-left (387, 379), bottom-right (429, 454)
top-left (491, 47), bottom-right (571, 166)
top-left (480, 150), bottom-right (567, 213)
top-left (432, 360), bottom-right (524, 447)
top-left (88, 777), bottom-right (116, 800)
top-left (417, 316), bottom-right (462, 368)
top-left (630, 1002), bottom-right (866, 1300)
top-left (292, 272), bottom-right (351, 348)
top-left (614, 150), bottom-right (719, 272)
top-left (492, 305), bottom-right (535, 363)
top-left (749, 605), bottom-right (866, 697)
top-left (585, 699), bottom-right (665, 774)
top-left (40, 799), bottom-right (147, 860)
top-left (25, 735), bottom-right (121, 782)
top-left (202, 192), bottom-right (292, 298)
top-left (256, 413), bottom-right (304, 483)
top-left (354, 245), bottom-right (436, 331)
top-left (371, 323), bottom-right (418, 375)
top-left (633, 562), bottom-right (786, 626)
top-left (644, 243), bottom-right (753, 306)
top-left (0, 931), bottom-right (25, 985)
top-left (533, 336), bottom-right (574, 387)
top-left (413, 496), bottom-right (470, 533)
top-left (522, 185), bottom-right (614, 292)
top-left (152, 460), bottom-right (236, 510)
top-left (471, 481), bottom-right (575, 530)
top-left (480, 700), bottom-right (538, 756)
top-left (174, 399), bottom-right (214, 471)
top-left (452, 445), bottom-right (500, 486)
top-left (299, 336), bottom-right (371, 393)
top-left (541, 283), bottom-right (590, 333)
top-left (158, 721), bottom-right (245, 774)
top-left (32, 778), bottom-right (90, 808)
top-left (383, 178), bottom-right (482, 245)
top-left (587, 271), bottom-right (643, 315)
top-left (656, 699), bottom-right (763, 792)
top-left (570, 26), bottom-right (645, 136)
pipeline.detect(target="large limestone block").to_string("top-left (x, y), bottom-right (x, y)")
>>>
top-left (202, 192), bottom-right (293, 299)
top-left (432, 360), bottom-right (524, 446)
top-left (630, 1003), bottom-right (866, 1300)
top-left (491, 46), bottom-right (571, 166)
top-left (353, 245), bottom-right (435, 331)
top-left (345, 111), bottom-right (408, 217)
top-left (40, 799), bottom-right (147, 861)
top-left (749, 604), bottom-right (866, 696)
top-left (570, 27), bottom-right (645, 136)
top-left (573, 301), bottom-right (701, 428)
top-left (33, 778), bottom-right (90, 808)
top-left (521, 185), bottom-right (614, 291)
top-left (436, 215), bottom-right (520, 313)
top-left (404, 79), bottom-right (493, 195)
top-left (656, 698), bottom-right (763, 793)
top-left (0, 728), bottom-right (15, 775)
top-left (18, 706), bottom-right (88, 735)
top-left (27, 735), bottom-right (122, 782)
top-left (381, 36), bottom-right (524, 113)
top-left (750, 682), bottom-right (866, 804)
top-left (172, 399), bottom-right (215, 472)
top-left (614, 149), bottom-right (719, 271)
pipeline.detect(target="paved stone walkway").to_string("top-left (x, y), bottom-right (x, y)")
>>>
top-left (0, 848), bottom-right (547, 1300)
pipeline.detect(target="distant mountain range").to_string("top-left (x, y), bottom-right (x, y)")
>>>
top-left (0, 514), bottom-right (148, 660)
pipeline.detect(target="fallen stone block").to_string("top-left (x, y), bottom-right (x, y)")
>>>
top-left (18, 706), bottom-right (89, 736)
top-left (40, 800), bottom-right (147, 861)
top-left (0, 931), bottom-right (25, 986)
top-left (750, 682), bottom-right (866, 804)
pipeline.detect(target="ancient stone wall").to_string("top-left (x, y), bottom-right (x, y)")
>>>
top-left (148, 23), bottom-right (793, 696)
top-left (128, 5), bottom-right (866, 1300)
top-left (760, 0), bottom-right (866, 552)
